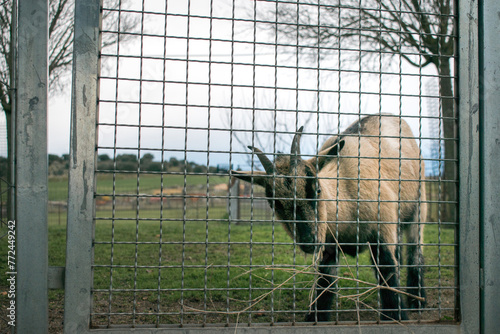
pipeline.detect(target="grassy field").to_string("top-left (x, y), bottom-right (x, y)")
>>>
top-left (44, 207), bottom-right (457, 327)
top-left (48, 173), bottom-right (229, 201)
top-left (0, 174), bottom-right (457, 331)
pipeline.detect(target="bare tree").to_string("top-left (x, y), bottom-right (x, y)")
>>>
top-left (0, 0), bottom-right (136, 217)
top-left (223, 90), bottom-right (343, 170)
top-left (267, 0), bottom-right (456, 221)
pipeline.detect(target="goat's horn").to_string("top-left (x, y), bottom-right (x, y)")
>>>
top-left (248, 146), bottom-right (275, 175)
top-left (290, 126), bottom-right (304, 172)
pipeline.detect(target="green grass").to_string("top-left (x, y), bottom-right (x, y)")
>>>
top-left (48, 176), bottom-right (69, 201)
top-left (44, 204), bottom-right (457, 325)
top-left (94, 173), bottom-right (228, 196)
top-left (48, 174), bottom-right (228, 201)
top-left (0, 205), bottom-right (456, 328)
top-left (25, 173), bottom-right (458, 327)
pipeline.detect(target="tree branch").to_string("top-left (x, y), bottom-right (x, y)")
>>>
top-left (272, 0), bottom-right (451, 71)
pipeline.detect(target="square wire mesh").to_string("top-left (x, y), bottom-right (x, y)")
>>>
top-left (92, 0), bottom-right (458, 328)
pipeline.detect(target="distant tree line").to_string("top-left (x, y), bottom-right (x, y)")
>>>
top-left (1, 154), bottom-right (71, 178)
top-left (97, 153), bottom-right (217, 173)
top-left (49, 154), bottom-right (70, 176)
top-left (0, 153), bottom-right (222, 178)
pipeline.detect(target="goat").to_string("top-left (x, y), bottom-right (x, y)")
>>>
top-left (232, 114), bottom-right (426, 322)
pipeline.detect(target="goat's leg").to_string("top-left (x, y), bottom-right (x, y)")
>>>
top-left (406, 226), bottom-right (426, 309)
top-left (406, 204), bottom-right (427, 309)
top-left (370, 243), bottom-right (408, 321)
top-left (305, 246), bottom-right (337, 322)
top-left (406, 243), bottom-right (426, 309)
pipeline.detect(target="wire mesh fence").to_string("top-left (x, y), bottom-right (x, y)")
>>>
top-left (91, 0), bottom-right (458, 328)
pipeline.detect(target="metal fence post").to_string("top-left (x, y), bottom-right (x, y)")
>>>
top-left (15, 0), bottom-right (49, 332)
top-left (480, 1), bottom-right (500, 333)
top-left (457, 0), bottom-right (481, 333)
top-left (63, 0), bottom-right (101, 332)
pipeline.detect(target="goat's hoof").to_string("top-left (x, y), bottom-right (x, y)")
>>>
top-left (305, 312), bottom-right (330, 322)
top-left (408, 298), bottom-right (426, 310)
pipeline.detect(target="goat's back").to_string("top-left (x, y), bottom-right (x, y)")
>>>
top-left (318, 115), bottom-right (426, 230)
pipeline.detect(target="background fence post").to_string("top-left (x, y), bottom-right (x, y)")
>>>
top-left (480, 1), bottom-right (500, 333)
top-left (15, 0), bottom-right (49, 332)
top-left (229, 179), bottom-right (240, 222)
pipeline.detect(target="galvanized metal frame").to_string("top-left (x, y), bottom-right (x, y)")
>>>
top-left (62, 0), bottom-right (483, 333)
top-left (15, 0), bottom-right (49, 332)
top-left (457, 0), bottom-right (481, 332)
top-left (478, 1), bottom-right (500, 332)
top-left (63, 0), bottom-right (101, 332)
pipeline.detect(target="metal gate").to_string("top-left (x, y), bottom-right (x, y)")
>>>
top-left (60, 0), bottom-right (484, 333)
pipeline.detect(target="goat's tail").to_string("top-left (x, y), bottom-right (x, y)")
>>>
top-left (405, 198), bottom-right (427, 309)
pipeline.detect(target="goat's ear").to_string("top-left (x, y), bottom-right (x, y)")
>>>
top-left (231, 170), bottom-right (268, 188)
top-left (316, 139), bottom-right (345, 170)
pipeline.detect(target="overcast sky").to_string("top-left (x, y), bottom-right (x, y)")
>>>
top-left (2, 0), bottom-right (444, 175)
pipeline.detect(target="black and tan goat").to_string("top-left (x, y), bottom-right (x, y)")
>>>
top-left (232, 115), bottom-right (426, 322)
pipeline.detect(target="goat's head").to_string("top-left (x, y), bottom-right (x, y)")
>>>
top-left (232, 127), bottom-right (344, 254)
